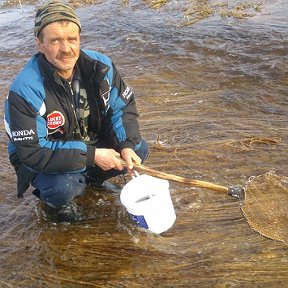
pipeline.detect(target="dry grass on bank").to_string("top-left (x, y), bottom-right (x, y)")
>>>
top-left (1, 0), bottom-right (264, 27)
top-left (144, 0), bottom-right (263, 26)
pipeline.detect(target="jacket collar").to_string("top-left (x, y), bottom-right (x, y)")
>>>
top-left (77, 50), bottom-right (110, 82)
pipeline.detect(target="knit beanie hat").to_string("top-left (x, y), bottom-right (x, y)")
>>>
top-left (34, 0), bottom-right (81, 37)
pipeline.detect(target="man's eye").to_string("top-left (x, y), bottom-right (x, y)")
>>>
top-left (51, 39), bottom-right (60, 44)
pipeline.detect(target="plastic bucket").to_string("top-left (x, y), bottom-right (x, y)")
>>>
top-left (120, 173), bottom-right (176, 234)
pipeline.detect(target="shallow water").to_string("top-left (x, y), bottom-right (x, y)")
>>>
top-left (0, 0), bottom-right (288, 287)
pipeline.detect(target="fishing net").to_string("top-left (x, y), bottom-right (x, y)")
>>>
top-left (241, 171), bottom-right (288, 244)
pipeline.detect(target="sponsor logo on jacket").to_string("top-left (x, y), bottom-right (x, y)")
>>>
top-left (47, 111), bottom-right (65, 130)
top-left (12, 129), bottom-right (35, 141)
top-left (122, 87), bottom-right (132, 100)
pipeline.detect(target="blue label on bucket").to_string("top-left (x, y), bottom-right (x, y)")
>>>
top-left (129, 213), bottom-right (149, 229)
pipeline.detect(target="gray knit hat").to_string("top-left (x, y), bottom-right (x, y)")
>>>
top-left (34, 0), bottom-right (81, 37)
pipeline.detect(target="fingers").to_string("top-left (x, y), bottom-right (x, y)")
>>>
top-left (121, 148), bottom-right (141, 170)
top-left (125, 157), bottom-right (133, 170)
top-left (114, 154), bottom-right (124, 171)
top-left (94, 149), bottom-right (124, 171)
top-left (94, 148), bottom-right (141, 173)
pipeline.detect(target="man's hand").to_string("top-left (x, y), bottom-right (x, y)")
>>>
top-left (94, 148), bottom-right (124, 171)
top-left (121, 148), bottom-right (141, 170)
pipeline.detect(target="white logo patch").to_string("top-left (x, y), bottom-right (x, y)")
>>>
top-left (122, 87), bottom-right (132, 100)
top-left (12, 129), bottom-right (35, 141)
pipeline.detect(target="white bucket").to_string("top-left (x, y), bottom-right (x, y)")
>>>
top-left (120, 173), bottom-right (176, 234)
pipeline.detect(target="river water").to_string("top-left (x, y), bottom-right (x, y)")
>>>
top-left (0, 0), bottom-right (287, 287)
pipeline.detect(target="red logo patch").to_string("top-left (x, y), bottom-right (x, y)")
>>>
top-left (47, 111), bottom-right (65, 130)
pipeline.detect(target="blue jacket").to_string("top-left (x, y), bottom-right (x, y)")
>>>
top-left (4, 49), bottom-right (142, 197)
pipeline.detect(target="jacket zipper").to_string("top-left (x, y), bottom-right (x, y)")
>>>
top-left (60, 78), bottom-right (84, 140)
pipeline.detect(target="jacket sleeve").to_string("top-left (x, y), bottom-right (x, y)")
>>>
top-left (103, 63), bottom-right (142, 152)
top-left (6, 91), bottom-right (95, 174)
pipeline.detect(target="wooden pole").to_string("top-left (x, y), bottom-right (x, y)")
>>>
top-left (119, 159), bottom-right (229, 193)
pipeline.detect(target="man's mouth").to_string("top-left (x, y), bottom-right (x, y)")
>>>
top-left (58, 54), bottom-right (74, 60)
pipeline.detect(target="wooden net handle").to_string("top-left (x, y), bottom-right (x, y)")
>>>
top-left (119, 159), bottom-right (229, 193)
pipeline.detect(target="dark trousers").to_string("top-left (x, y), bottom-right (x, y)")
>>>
top-left (32, 140), bottom-right (149, 208)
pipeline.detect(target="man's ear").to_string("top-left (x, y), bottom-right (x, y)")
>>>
top-left (35, 37), bottom-right (42, 52)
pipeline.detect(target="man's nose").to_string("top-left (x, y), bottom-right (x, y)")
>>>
top-left (60, 40), bottom-right (70, 52)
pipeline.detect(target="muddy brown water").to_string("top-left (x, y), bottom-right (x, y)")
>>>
top-left (0, 1), bottom-right (288, 287)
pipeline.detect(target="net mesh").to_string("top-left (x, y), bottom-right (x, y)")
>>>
top-left (241, 171), bottom-right (288, 244)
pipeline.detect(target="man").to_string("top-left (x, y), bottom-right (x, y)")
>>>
top-left (4, 0), bottom-right (149, 215)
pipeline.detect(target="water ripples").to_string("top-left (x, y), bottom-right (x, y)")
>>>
top-left (1, 0), bottom-right (288, 286)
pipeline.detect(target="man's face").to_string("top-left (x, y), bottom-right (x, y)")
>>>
top-left (36, 21), bottom-right (80, 79)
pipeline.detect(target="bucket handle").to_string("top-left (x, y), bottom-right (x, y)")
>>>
top-left (132, 170), bottom-right (140, 178)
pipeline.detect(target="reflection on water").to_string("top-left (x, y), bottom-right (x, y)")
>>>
top-left (1, 0), bottom-right (288, 287)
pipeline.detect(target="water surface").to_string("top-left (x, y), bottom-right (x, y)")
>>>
top-left (0, 0), bottom-right (287, 287)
